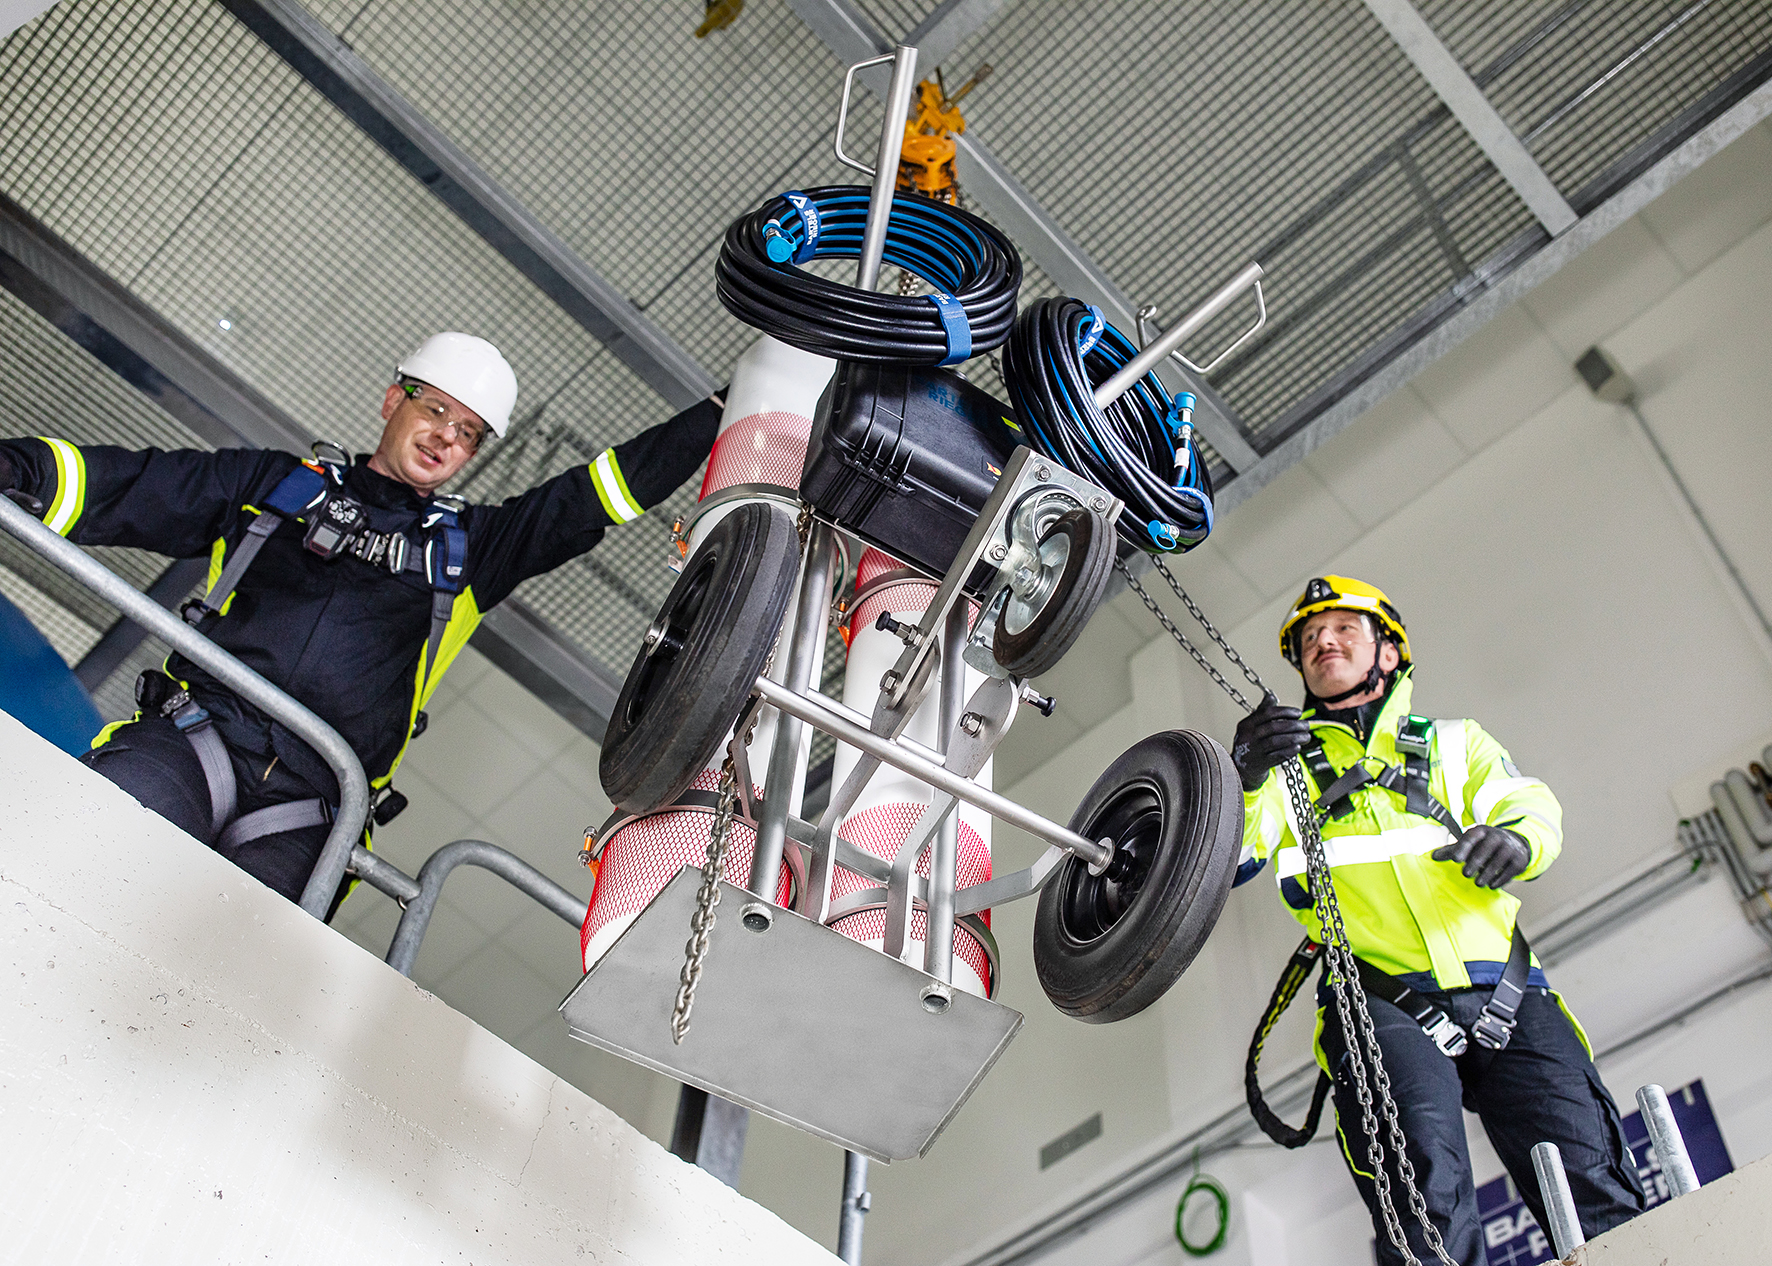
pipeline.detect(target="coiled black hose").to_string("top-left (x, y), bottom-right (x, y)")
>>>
top-left (1001, 298), bottom-right (1214, 554)
top-left (715, 186), bottom-right (1021, 364)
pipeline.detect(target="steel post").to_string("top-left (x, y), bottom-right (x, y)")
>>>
top-left (1531, 1141), bottom-right (1586, 1260)
top-left (0, 493), bottom-right (370, 920)
top-left (385, 838), bottom-right (588, 976)
top-left (855, 45), bottom-right (919, 291)
top-left (750, 523), bottom-right (838, 899)
top-left (1635, 1084), bottom-right (1701, 1197)
top-left (838, 1149), bottom-right (871, 1265)
top-left (923, 603), bottom-right (969, 982)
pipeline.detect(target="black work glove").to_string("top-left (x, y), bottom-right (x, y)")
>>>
top-left (1232, 692), bottom-right (1314, 792)
top-left (0, 451), bottom-right (42, 517)
top-left (1432, 825), bottom-right (1530, 889)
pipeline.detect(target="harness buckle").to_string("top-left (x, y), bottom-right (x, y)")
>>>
top-left (1421, 1009), bottom-right (1470, 1058)
top-left (163, 692), bottom-right (212, 733)
top-left (1471, 1008), bottom-right (1515, 1051)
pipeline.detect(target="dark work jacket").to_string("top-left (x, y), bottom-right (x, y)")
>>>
top-left (1, 399), bottom-right (719, 796)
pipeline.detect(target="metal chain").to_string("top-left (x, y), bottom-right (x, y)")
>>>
top-left (670, 754), bottom-right (738, 1044)
top-left (669, 503), bottom-right (814, 1045)
top-left (1122, 558), bottom-right (1455, 1266)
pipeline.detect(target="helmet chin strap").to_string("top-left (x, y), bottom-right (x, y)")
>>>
top-left (1310, 659), bottom-right (1390, 707)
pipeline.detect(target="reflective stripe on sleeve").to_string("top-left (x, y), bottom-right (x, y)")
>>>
top-left (39, 437), bottom-right (86, 536)
top-left (1435, 718), bottom-right (1469, 827)
top-left (1472, 775), bottom-right (1546, 825)
top-left (590, 449), bottom-right (644, 524)
top-left (1274, 823), bottom-right (1449, 878)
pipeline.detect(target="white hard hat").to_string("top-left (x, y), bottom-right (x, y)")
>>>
top-left (395, 332), bottom-right (518, 437)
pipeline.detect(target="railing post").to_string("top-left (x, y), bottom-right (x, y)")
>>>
top-left (1531, 1141), bottom-right (1586, 1260)
top-left (1636, 1084), bottom-right (1701, 1197)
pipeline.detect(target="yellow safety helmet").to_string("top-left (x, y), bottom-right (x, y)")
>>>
top-left (1279, 575), bottom-right (1410, 669)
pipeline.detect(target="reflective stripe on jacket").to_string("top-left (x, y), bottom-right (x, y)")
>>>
top-left (1234, 669), bottom-right (1561, 990)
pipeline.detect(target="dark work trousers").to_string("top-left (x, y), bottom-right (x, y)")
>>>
top-left (1319, 984), bottom-right (1644, 1266)
top-left (81, 716), bottom-right (346, 917)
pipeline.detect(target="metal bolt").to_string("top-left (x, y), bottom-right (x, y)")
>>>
top-left (960, 712), bottom-right (983, 736)
top-left (1090, 496), bottom-right (1108, 513)
top-left (1013, 565), bottom-right (1035, 590)
top-left (1035, 464), bottom-right (1051, 480)
top-left (989, 543), bottom-right (1008, 562)
top-left (880, 670), bottom-right (900, 693)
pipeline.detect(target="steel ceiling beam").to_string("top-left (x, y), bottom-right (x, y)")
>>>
top-left (219, 0), bottom-right (717, 412)
top-left (0, 191), bottom-right (622, 740)
top-left (783, 0), bottom-right (1263, 472)
top-left (1362, 0), bottom-right (1578, 236)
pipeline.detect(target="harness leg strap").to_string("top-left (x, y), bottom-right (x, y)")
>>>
top-left (216, 799), bottom-right (334, 852)
top-left (168, 699), bottom-right (237, 842)
top-left (1472, 926), bottom-right (1533, 1050)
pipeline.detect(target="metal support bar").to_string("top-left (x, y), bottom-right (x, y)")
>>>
top-left (785, 0), bottom-right (1260, 471)
top-left (670, 1087), bottom-right (750, 1189)
top-left (838, 1149), bottom-right (871, 1265)
top-left (383, 838), bottom-right (587, 976)
top-left (923, 603), bottom-right (969, 981)
top-left (72, 556), bottom-right (208, 689)
top-left (1093, 263), bottom-right (1264, 409)
top-left (346, 843), bottom-right (421, 904)
top-left (0, 493), bottom-right (369, 919)
top-left (219, 0), bottom-right (716, 410)
top-left (856, 45), bottom-right (920, 290)
top-left (751, 523), bottom-right (839, 899)
top-left (1635, 1084), bottom-right (1701, 1197)
top-left (1531, 1142), bottom-right (1586, 1259)
top-left (752, 674), bottom-right (1108, 867)
top-left (1361, 0), bottom-right (1577, 235)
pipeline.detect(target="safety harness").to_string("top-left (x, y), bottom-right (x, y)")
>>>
top-left (1246, 720), bottom-right (1535, 1148)
top-left (146, 446), bottom-right (467, 852)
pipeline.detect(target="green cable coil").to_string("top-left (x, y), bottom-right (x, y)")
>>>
top-left (1175, 1170), bottom-right (1230, 1256)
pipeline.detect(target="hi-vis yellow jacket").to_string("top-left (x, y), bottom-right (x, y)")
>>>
top-left (1234, 669), bottom-right (1561, 991)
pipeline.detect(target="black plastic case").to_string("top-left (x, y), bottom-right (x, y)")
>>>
top-left (801, 361), bottom-right (1019, 581)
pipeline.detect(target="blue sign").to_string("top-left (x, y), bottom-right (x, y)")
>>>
top-left (1478, 1078), bottom-right (1734, 1265)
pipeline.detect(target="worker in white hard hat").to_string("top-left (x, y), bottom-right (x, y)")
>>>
top-left (0, 332), bottom-right (721, 914)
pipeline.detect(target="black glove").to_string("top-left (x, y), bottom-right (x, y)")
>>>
top-left (1232, 692), bottom-right (1314, 792)
top-left (0, 451), bottom-right (42, 517)
top-left (1432, 825), bottom-right (1530, 888)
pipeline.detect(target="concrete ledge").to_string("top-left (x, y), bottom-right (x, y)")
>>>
top-left (1583, 1151), bottom-right (1772, 1264)
top-left (0, 710), bottom-right (834, 1263)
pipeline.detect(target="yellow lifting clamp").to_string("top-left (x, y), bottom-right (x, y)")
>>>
top-left (695, 0), bottom-right (743, 38)
top-left (896, 65), bottom-right (992, 204)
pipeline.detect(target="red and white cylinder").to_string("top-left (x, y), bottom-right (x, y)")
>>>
top-left (581, 334), bottom-right (835, 972)
top-left (828, 547), bottom-right (999, 997)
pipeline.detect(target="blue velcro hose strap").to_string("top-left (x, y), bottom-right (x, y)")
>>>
top-left (1076, 304), bottom-right (1105, 357)
top-left (782, 190), bottom-right (820, 263)
top-left (927, 291), bottom-right (973, 366)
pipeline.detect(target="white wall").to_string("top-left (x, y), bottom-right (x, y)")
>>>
top-left (0, 708), bottom-right (836, 1264)
top-left (760, 114), bottom-right (1772, 1266)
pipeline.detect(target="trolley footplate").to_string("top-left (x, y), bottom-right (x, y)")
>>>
top-left (559, 868), bottom-right (1023, 1161)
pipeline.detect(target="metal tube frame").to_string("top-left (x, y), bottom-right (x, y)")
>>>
top-left (374, 838), bottom-right (589, 977)
top-left (837, 1149), bottom-right (871, 1265)
top-left (1530, 1141), bottom-right (1586, 1259)
top-left (0, 494), bottom-right (370, 919)
top-left (1095, 262), bottom-right (1266, 408)
top-left (923, 602), bottom-right (969, 982)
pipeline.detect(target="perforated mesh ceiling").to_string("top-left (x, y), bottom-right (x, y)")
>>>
top-left (0, 0), bottom-right (1766, 689)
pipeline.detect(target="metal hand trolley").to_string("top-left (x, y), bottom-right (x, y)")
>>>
top-left (561, 44), bottom-right (1260, 1165)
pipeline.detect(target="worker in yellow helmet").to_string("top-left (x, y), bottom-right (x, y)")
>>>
top-left (1232, 576), bottom-right (1643, 1265)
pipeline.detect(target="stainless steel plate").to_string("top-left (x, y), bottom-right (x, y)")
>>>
top-left (560, 868), bottom-right (1023, 1161)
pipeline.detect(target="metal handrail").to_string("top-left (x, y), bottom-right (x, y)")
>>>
top-left (0, 493), bottom-right (370, 918)
top-left (358, 839), bottom-right (588, 976)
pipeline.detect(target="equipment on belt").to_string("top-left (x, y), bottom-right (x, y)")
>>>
top-left (715, 185), bottom-right (1021, 365)
top-left (395, 331), bottom-right (518, 437)
top-left (1002, 298), bottom-right (1214, 554)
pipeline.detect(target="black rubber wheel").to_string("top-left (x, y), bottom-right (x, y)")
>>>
top-left (1033, 729), bottom-right (1242, 1023)
top-left (599, 502), bottom-right (800, 813)
top-left (991, 507), bottom-right (1114, 678)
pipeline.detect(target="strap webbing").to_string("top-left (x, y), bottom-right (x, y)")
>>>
top-left (216, 798), bottom-right (333, 852)
top-left (1246, 937), bottom-right (1333, 1148)
top-left (187, 513), bottom-right (281, 624)
top-left (170, 700), bottom-right (236, 840)
top-left (1472, 925), bottom-right (1532, 1050)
